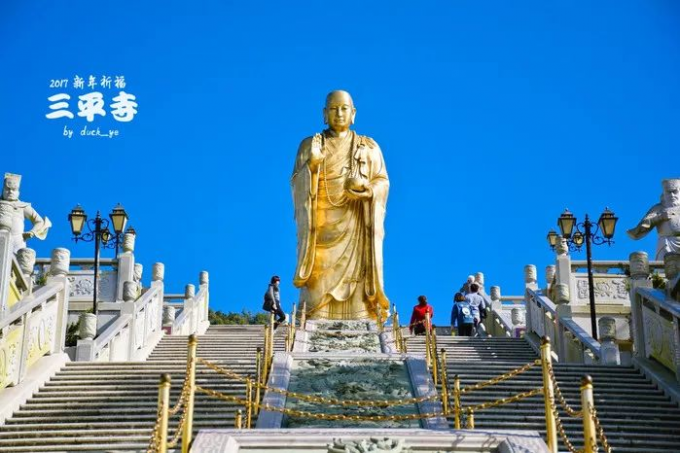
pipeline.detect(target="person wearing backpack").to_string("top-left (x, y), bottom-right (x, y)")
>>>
top-left (263, 275), bottom-right (286, 328)
top-left (451, 292), bottom-right (475, 336)
top-left (465, 283), bottom-right (487, 337)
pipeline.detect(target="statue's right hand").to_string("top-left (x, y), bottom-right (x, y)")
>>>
top-left (308, 134), bottom-right (324, 169)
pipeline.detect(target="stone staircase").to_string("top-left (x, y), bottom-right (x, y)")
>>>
top-left (407, 335), bottom-right (680, 452)
top-left (0, 325), bottom-right (286, 452)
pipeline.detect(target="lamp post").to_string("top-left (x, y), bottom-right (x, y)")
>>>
top-left (68, 203), bottom-right (132, 314)
top-left (546, 208), bottom-right (618, 341)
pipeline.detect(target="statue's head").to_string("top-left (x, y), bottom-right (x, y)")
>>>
top-left (2, 173), bottom-right (21, 201)
top-left (662, 179), bottom-right (680, 207)
top-left (323, 90), bottom-right (356, 133)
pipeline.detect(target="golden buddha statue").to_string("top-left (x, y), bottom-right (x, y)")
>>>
top-left (291, 90), bottom-right (390, 320)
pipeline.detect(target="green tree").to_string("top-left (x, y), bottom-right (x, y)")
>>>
top-left (208, 309), bottom-right (270, 325)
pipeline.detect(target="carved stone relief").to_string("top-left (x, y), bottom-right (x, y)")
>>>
top-left (67, 271), bottom-right (117, 301)
top-left (576, 277), bottom-right (628, 303)
top-left (327, 437), bottom-right (413, 453)
top-left (642, 306), bottom-right (676, 371)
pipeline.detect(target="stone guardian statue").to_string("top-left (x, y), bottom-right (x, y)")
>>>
top-left (0, 173), bottom-right (51, 253)
top-left (628, 178), bottom-right (680, 260)
top-left (291, 91), bottom-right (390, 320)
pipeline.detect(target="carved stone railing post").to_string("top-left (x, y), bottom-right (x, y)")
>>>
top-left (185, 284), bottom-right (196, 332)
top-left (629, 251), bottom-right (651, 360)
top-left (0, 203), bottom-right (14, 316)
top-left (524, 264), bottom-right (537, 334)
top-left (116, 231), bottom-right (136, 302)
top-left (554, 237), bottom-right (572, 301)
top-left (598, 316), bottom-right (620, 365)
top-left (48, 248), bottom-right (71, 355)
top-left (152, 263), bottom-right (165, 334)
top-left (545, 265), bottom-right (556, 295)
top-left (47, 248), bottom-right (70, 356)
top-left (663, 253), bottom-right (680, 379)
top-left (163, 305), bottom-right (176, 327)
top-left (664, 253), bottom-right (680, 300)
top-left (553, 283), bottom-right (571, 361)
top-left (16, 247), bottom-right (36, 294)
top-left (200, 270), bottom-right (210, 322)
top-left (487, 286), bottom-right (502, 337)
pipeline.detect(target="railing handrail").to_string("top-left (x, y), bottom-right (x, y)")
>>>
top-left (171, 286), bottom-right (207, 333)
top-left (570, 259), bottom-right (664, 272)
top-left (135, 284), bottom-right (161, 313)
top-left (34, 257), bottom-right (117, 266)
top-left (163, 294), bottom-right (186, 300)
top-left (0, 280), bottom-right (64, 330)
top-left (500, 295), bottom-right (524, 303)
top-left (527, 288), bottom-right (601, 359)
top-left (527, 288), bottom-right (557, 315)
top-left (637, 287), bottom-right (680, 318)
top-left (93, 313), bottom-right (132, 350)
top-left (11, 256), bottom-right (29, 292)
top-left (490, 308), bottom-right (515, 336)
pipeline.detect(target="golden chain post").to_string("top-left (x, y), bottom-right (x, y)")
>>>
top-left (540, 337), bottom-right (559, 453)
top-left (269, 312), bottom-right (275, 366)
top-left (246, 377), bottom-right (253, 429)
top-left (235, 409), bottom-right (243, 429)
top-left (440, 349), bottom-right (448, 416)
top-left (181, 335), bottom-right (197, 453)
top-left (453, 375), bottom-right (461, 429)
top-left (263, 325), bottom-right (270, 379)
top-left (466, 408), bottom-right (475, 429)
top-left (431, 326), bottom-right (439, 386)
top-left (255, 347), bottom-right (262, 409)
top-left (401, 336), bottom-right (407, 353)
top-left (157, 374), bottom-right (171, 453)
top-left (425, 313), bottom-right (432, 368)
top-left (580, 375), bottom-right (598, 453)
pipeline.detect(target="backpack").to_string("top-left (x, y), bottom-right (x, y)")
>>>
top-left (458, 301), bottom-right (474, 325)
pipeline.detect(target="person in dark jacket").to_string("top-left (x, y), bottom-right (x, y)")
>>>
top-left (263, 275), bottom-right (286, 328)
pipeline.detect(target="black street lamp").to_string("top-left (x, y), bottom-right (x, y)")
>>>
top-left (68, 203), bottom-right (132, 314)
top-left (547, 208), bottom-right (618, 341)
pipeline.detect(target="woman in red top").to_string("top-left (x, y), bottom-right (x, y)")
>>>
top-left (409, 295), bottom-right (434, 335)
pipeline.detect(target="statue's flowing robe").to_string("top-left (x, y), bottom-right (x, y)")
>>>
top-left (627, 202), bottom-right (680, 260)
top-left (291, 130), bottom-right (389, 320)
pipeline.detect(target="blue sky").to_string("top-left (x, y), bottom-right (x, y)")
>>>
top-left (1, 1), bottom-right (678, 325)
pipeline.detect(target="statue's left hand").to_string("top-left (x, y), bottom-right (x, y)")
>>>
top-left (22, 232), bottom-right (34, 240)
top-left (345, 178), bottom-right (373, 200)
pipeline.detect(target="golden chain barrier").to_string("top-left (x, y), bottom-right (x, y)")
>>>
top-left (590, 403), bottom-right (613, 453)
top-left (196, 385), bottom-right (444, 422)
top-left (467, 387), bottom-right (543, 412)
top-left (146, 336), bottom-right (198, 453)
top-left (547, 361), bottom-right (583, 418)
top-left (197, 357), bottom-right (437, 408)
top-left (460, 359), bottom-right (541, 394)
top-left (550, 397), bottom-right (583, 453)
